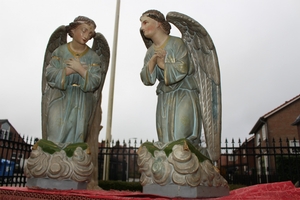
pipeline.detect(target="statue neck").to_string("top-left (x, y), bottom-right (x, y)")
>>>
top-left (69, 42), bottom-right (87, 54)
top-left (68, 43), bottom-right (88, 57)
top-left (152, 33), bottom-right (169, 48)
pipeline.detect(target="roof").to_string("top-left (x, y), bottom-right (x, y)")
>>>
top-left (0, 119), bottom-right (9, 123)
top-left (0, 119), bottom-right (14, 128)
top-left (0, 119), bottom-right (22, 135)
top-left (0, 119), bottom-right (26, 143)
top-left (249, 94), bottom-right (300, 135)
top-left (241, 135), bottom-right (255, 147)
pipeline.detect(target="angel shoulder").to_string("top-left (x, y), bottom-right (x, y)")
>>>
top-left (147, 36), bottom-right (184, 51)
top-left (166, 36), bottom-right (186, 50)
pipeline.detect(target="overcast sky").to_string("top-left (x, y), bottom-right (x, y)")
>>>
top-left (1, 0), bottom-right (300, 145)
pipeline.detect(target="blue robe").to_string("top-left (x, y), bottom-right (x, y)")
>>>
top-left (45, 43), bottom-right (101, 144)
top-left (140, 36), bottom-right (202, 145)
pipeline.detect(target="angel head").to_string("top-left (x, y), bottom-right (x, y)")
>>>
top-left (66, 16), bottom-right (97, 42)
top-left (140, 10), bottom-right (171, 40)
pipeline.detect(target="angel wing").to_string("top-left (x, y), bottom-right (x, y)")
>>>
top-left (87, 32), bottom-right (110, 189)
top-left (167, 12), bottom-right (222, 162)
top-left (90, 32), bottom-right (110, 100)
top-left (86, 32), bottom-right (110, 139)
top-left (41, 25), bottom-right (67, 140)
top-left (140, 29), bottom-right (153, 49)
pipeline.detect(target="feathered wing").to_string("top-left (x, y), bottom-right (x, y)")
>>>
top-left (86, 32), bottom-right (110, 142)
top-left (140, 29), bottom-right (153, 49)
top-left (86, 32), bottom-right (110, 189)
top-left (91, 32), bottom-right (110, 100)
top-left (167, 12), bottom-right (222, 162)
top-left (41, 25), bottom-right (67, 140)
top-left (86, 32), bottom-right (110, 140)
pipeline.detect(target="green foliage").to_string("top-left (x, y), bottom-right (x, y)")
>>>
top-left (141, 138), bottom-right (210, 162)
top-left (36, 139), bottom-right (61, 154)
top-left (35, 139), bottom-right (88, 157)
top-left (63, 143), bottom-right (88, 157)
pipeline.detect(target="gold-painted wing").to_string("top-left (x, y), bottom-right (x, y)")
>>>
top-left (86, 32), bottom-right (110, 134)
top-left (86, 32), bottom-right (110, 189)
top-left (41, 25), bottom-right (67, 139)
top-left (167, 12), bottom-right (222, 162)
top-left (140, 29), bottom-right (153, 49)
top-left (91, 32), bottom-right (110, 100)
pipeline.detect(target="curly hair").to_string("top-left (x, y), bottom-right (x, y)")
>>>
top-left (142, 10), bottom-right (171, 35)
top-left (65, 16), bottom-right (97, 38)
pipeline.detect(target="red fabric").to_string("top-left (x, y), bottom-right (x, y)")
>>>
top-left (215, 181), bottom-right (300, 200)
top-left (0, 181), bottom-right (299, 199)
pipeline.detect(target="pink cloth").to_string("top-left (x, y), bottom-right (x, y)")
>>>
top-left (214, 181), bottom-right (300, 200)
top-left (0, 181), bottom-right (299, 199)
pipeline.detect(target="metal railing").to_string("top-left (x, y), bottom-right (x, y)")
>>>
top-left (98, 139), bottom-right (143, 182)
top-left (1, 134), bottom-right (299, 187)
top-left (0, 130), bottom-right (34, 187)
top-left (219, 137), bottom-right (300, 185)
top-left (98, 137), bottom-right (300, 185)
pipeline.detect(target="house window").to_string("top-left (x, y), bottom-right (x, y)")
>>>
top-left (289, 140), bottom-right (300, 154)
top-left (257, 157), bottom-right (261, 175)
top-left (262, 124), bottom-right (267, 141)
top-left (228, 155), bottom-right (238, 162)
top-left (243, 149), bottom-right (246, 158)
top-left (256, 134), bottom-right (261, 146)
top-left (264, 155), bottom-right (269, 175)
top-left (1, 122), bottom-right (11, 140)
top-left (0, 129), bottom-right (4, 139)
top-left (12, 152), bottom-right (16, 160)
top-left (1, 129), bottom-right (10, 140)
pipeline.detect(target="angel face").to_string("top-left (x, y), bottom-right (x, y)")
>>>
top-left (71, 23), bottom-right (95, 45)
top-left (140, 15), bottom-right (160, 39)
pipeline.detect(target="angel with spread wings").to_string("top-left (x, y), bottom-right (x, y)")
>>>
top-left (42, 16), bottom-right (110, 147)
top-left (140, 10), bottom-right (221, 162)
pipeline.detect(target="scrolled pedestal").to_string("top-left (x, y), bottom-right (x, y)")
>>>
top-left (24, 140), bottom-right (93, 190)
top-left (137, 139), bottom-right (229, 198)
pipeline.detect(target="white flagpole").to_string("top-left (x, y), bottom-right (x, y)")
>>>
top-left (103, 0), bottom-right (121, 180)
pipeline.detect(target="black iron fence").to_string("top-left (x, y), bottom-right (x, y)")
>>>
top-left (98, 137), bottom-right (300, 186)
top-left (0, 130), bottom-right (34, 187)
top-left (98, 139), bottom-right (144, 182)
top-left (0, 134), bottom-right (300, 187)
top-left (219, 137), bottom-right (300, 186)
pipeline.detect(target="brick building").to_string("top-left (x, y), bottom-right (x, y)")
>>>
top-left (219, 94), bottom-right (300, 184)
top-left (249, 94), bottom-right (300, 147)
top-left (248, 94), bottom-right (300, 176)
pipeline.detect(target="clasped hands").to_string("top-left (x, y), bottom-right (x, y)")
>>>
top-left (148, 49), bottom-right (166, 73)
top-left (154, 48), bottom-right (166, 69)
top-left (65, 57), bottom-right (88, 77)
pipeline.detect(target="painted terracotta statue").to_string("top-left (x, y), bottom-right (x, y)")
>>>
top-left (25, 16), bottom-right (110, 190)
top-left (42, 16), bottom-right (109, 145)
top-left (140, 10), bottom-right (221, 162)
top-left (138, 10), bottom-right (227, 198)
